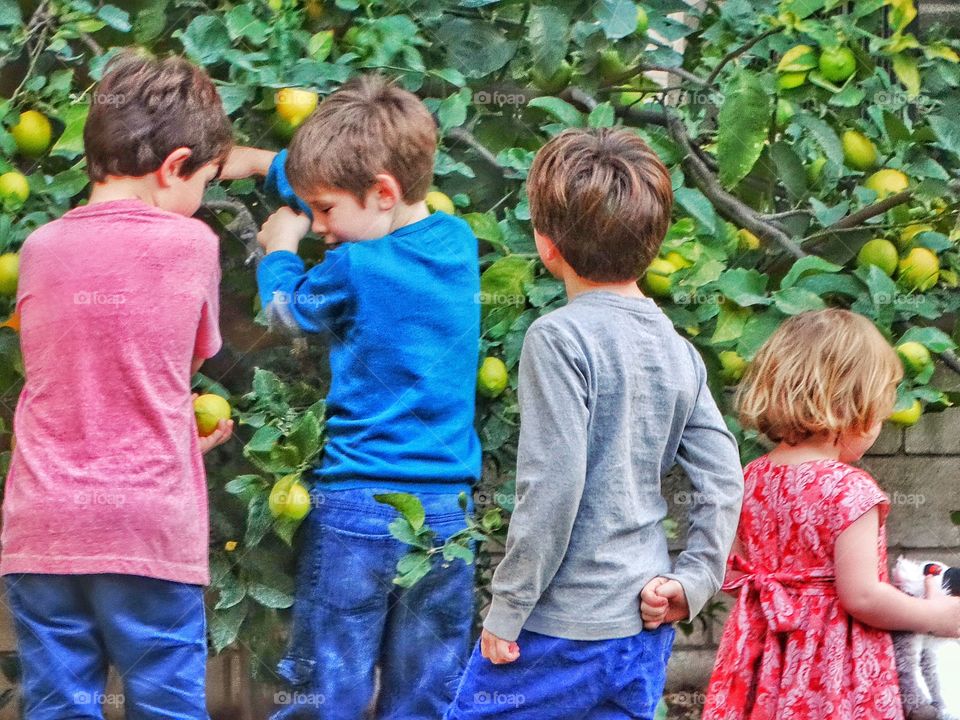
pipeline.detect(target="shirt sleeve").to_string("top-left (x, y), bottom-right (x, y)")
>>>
top-left (193, 234), bottom-right (222, 360)
top-left (662, 347), bottom-right (745, 620)
top-left (256, 247), bottom-right (353, 335)
top-left (824, 467), bottom-right (889, 542)
top-left (264, 150), bottom-right (313, 218)
top-left (483, 324), bottom-right (590, 642)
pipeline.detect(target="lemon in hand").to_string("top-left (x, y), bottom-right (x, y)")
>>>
top-left (194, 393), bottom-right (232, 436)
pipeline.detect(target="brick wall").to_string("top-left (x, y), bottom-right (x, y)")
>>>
top-left (664, 365), bottom-right (960, 694)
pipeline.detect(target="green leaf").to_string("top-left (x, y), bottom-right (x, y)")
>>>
top-left (246, 583), bottom-right (294, 609)
top-left (793, 113), bottom-right (844, 165)
top-left (177, 16), bottom-right (232, 65)
top-left (780, 256), bottom-right (843, 289)
top-left (768, 143), bottom-right (807, 202)
top-left (528, 4), bottom-right (570, 76)
top-left (210, 602), bottom-right (247, 653)
top-left (387, 516), bottom-right (432, 548)
top-left (951, 510), bottom-right (960, 526)
top-left (717, 268), bottom-right (770, 307)
top-left (435, 19), bottom-right (517, 79)
top-left (480, 256), bottom-right (534, 329)
top-left (225, 5), bottom-right (268, 45)
top-left (892, 53), bottom-right (920, 98)
top-left (394, 551), bottom-right (433, 587)
top-left (225, 474), bottom-right (264, 498)
top-left (246, 424), bottom-right (282, 453)
top-left (442, 541), bottom-right (475, 564)
top-left (898, 327), bottom-right (957, 353)
top-left (594, 0), bottom-right (639, 39)
top-left (712, 302), bottom-right (752, 344)
top-left (97, 4), bottom-right (131, 32)
top-left (588, 102), bottom-right (616, 128)
top-left (438, 88), bottom-right (471, 133)
top-left (287, 412), bottom-right (323, 465)
top-left (463, 213), bottom-right (505, 248)
top-left (374, 492), bottom-right (426, 530)
top-left (716, 71), bottom-right (771, 188)
top-left (308, 30), bottom-right (335, 61)
top-left (737, 310), bottom-right (785, 359)
top-left (0, 0), bottom-right (22, 26)
top-left (50, 102), bottom-right (89, 160)
top-left (772, 287), bottom-right (827, 315)
top-left (928, 115), bottom-right (960, 158)
top-left (674, 187), bottom-right (716, 233)
top-left (527, 97), bottom-right (584, 127)
top-left (244, 494), bottom-right (273, 547)
top-left (215, 581), bottom-right (246, 610)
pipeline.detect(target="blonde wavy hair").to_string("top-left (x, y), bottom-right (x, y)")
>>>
top-left (736, 309), bottom-right (903, 444)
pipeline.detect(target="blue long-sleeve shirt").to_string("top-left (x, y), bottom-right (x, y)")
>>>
top-left (256, 209), bottom-right (482, 491)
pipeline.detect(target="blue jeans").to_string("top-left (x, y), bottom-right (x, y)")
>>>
top-left (271, 487), bottom-right (475, 720)
top-left (4, 573), bottom-right (208, 720)
top-left (444, 625), bottom-right (675, 720)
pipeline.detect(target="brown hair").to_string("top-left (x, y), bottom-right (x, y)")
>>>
top-left (286, 74), bottom-right (437, 203)
top-left (736, 308), bottom-right (904, 444)
top-left (84, 50), bottom-right (233, 182)
top-left (526, 128), bottom-right (673, 282)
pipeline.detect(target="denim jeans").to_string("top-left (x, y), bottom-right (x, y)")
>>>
top-left (444, 625), bottom-right (675, 720)
top-left (4, 573), bottom-right (208, 720)
top-left (271, 486), bottom-right (475, 720)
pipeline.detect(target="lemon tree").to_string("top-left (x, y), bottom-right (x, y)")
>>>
top-left (2, 0), bottom-right (960, 694)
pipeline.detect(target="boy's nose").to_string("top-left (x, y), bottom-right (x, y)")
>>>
top-left (311, 217), bottom-right (327, 235)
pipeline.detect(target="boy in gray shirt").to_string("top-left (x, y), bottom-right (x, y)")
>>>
top-left (444, 128), bottom-right (744, 720)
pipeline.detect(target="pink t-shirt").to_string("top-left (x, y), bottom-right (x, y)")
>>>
top-left (1, 198), bottom-right (221, 585)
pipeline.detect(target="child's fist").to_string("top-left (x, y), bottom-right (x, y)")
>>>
top-left (258, 207), bottom-right (311, 255)
top-left (480, 628), bottom-right (520, 665)
top-left (641, 577), bottom-right (690, 628)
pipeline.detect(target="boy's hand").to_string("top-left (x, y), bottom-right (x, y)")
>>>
top-left (220, 146), bottom-right (276, 180)
top-left (258, 207), bottom-right (311, 255)
top-left (640, 577), bottom-right (689, 629)
top-left (480, 628), bottom-right (520, 665)
top-left (199, 419), bottom-right (234, 454)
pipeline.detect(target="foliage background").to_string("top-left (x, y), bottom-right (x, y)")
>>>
top-left (1, 0), bottom-right (960, 697)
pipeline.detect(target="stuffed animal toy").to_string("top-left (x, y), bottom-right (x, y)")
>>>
top-left (892, 557), bottom-right (960, 720)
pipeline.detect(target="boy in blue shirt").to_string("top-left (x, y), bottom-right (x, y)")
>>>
top-left (230, 75), bottom-right (482, 719)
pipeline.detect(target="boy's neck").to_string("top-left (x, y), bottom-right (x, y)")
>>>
top-left (387, 200), bottom-right (430, 234)
top-left (88, 178), bottom-right (161, 208)
top-left (562, 272), bottom-right (646, 302)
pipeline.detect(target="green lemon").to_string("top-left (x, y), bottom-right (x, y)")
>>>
top-left (818, 46), bottom-right (857, 83)
top-left (194, 394), bottom-right (231, 436)
top-left (856, 238), bottom-right (899, 277)
top-left (477, 357), bottom-right (509, 399)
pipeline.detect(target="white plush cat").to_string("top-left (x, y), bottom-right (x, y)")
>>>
top-left (892, 557), bottom-right (960, 720)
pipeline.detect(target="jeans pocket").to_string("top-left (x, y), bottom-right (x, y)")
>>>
top-left (313, 523), bottom-right (394, 613)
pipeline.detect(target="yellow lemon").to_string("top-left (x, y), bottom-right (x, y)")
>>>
top-left (193, 393), bottom-right (232, 436)
top-left (477, 357), bottom-right (509, 399)
top-left (11, 110), bottom-right (52, 157)
top-left (897, 247), bottom-right (940, 291)
top-left (842, 130), bottom-right (878, 171)
top-left (888, 399), bottom-right (922, 427)
top-left (856, 238), bottom-right (899, 276)
top-left (275, 88), bottom-right (318, 126)
top-left (0, 253), bottom-right (19, 296)
top-left (425, 190), bottom-right (455, 215)
top-left (865, 169), bottom-right (909, 198)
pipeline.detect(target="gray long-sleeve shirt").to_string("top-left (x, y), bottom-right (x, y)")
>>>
top-left (483, 291), bottom-right (744, 642)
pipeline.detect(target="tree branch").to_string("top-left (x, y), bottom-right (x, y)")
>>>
top-left (800, 190), bottom-right (913, 247)
top-left (606, 63), bottom-right (710, 89)
top-left (705, 27), bottom-right (781, 86)
top-left (446, 126), bottom-right (514, 178)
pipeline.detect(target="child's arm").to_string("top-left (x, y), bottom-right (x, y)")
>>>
top-left (656, 354), bottom-right (745, 622)
top-left (220, 146), bottom-right (276, 180)
top-left (255, 208), bottom-right (352, 334)
top-left (481, 324), bottom-right (589, 654)
top-left (835, 507), bottom-right (960, 637)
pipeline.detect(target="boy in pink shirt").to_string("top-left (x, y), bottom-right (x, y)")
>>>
top-left (2, 51), bottom-right (234, 719)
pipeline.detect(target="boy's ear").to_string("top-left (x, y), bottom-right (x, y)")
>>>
top-left (371, 173), bottom-right (403, 210)
top-left (157, 147), bottom-right (194, 187)
top-left (533, 229), bottom-right (559, 261)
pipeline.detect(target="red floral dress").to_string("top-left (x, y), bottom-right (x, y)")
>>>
top-left (702, 457), bottom-right (903, 720)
